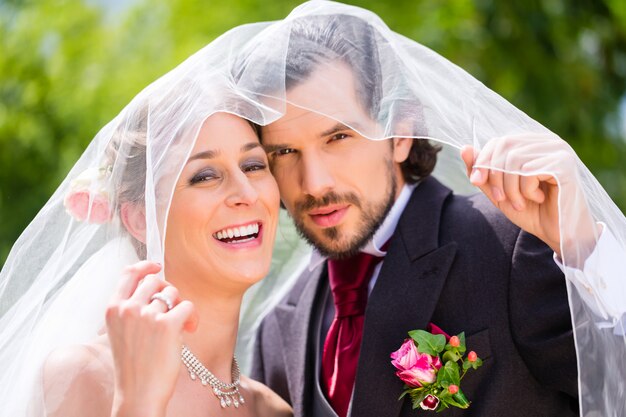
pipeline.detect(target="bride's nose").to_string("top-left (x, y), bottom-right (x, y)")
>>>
top-left (224, 170), bottom-right (259, 207)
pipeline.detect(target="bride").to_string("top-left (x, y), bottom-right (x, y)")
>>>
top-left (43, 111), bottom-right (292, 416)
top-left (0, 26), bottom-right (297, 415)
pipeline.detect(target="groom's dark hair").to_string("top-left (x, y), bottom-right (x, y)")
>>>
top-left (283, 13), bottom-right (441, 184)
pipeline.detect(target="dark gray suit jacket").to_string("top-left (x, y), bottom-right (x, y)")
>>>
top-left (252, 177), bottom-right (578, 417)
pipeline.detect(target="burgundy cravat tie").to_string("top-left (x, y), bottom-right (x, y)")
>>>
top-left (321, 252), bottom-right (383, 417)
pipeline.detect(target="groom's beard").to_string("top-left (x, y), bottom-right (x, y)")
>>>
top-left (290, 165), bottom-right (397, 260)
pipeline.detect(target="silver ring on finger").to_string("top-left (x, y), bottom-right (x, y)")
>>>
top-left (150, 292), bottom-right (173, 311)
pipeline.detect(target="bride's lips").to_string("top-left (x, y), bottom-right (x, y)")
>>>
top-left (308, 205), bottom-right (350, 228)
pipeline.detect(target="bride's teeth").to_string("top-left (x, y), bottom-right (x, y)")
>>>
top-left (215, 223), bottom-right (260, 242)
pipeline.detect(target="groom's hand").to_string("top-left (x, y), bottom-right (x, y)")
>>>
top-left (460, 134), bottom-right (597, 262)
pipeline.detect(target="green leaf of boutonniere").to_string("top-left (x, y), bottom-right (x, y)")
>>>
top-left (409, 329), bottom-right (446, 356)
top-left (437, 360), bottom-right (461, 387)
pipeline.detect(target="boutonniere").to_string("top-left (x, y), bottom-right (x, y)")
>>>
top-left (390, 323), bottom-right (483, 412)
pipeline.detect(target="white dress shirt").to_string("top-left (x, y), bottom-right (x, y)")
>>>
top-left (554, 224), bottom-right (626, 335)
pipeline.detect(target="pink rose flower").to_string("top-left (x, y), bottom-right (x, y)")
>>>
top-left (64, 190), bottom-right (112, 224)
top-left (390, 339), bottom-right (442, 387)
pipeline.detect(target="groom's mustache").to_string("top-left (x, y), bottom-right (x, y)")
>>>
top-left (294, 191), bottom-right (362, 213)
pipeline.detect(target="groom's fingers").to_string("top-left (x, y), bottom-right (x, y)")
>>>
top-left (460, 145), bottom-right (475, 177)
top-left (115, 261), bottom-right (162, 301)
top-left (487, 169), bottom-right (505, 203)
top-left (470, 138), bottom-right (498, 187)
top-left (469, 166), bottom-right (489, 187)
top-left (503, 172), bottom-right (525, 211)
top-left (461, 145), bottom-right (490, 189)
top-left (462, 146), bottom-right (499, 206)
top-left (520, 175), bottom-right (546, 204)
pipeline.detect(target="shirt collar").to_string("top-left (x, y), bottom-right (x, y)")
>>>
top-left (308, 183), bottom-right (417, 271)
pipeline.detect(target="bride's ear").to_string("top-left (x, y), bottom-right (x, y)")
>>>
top-left (120, 202), bottom-right (147, 244)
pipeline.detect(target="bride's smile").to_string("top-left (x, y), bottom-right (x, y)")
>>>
top-left (165, 112), bottom-right (279, 288)
top-left (212, 221), bottom-right (262, 245)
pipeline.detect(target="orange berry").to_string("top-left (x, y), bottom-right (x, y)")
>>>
top-left (448, 384), bottom-right (459, 394)
top-left (449, 336), bottom-right (460, 347)
top-left (468, 351), bottom-right (477, 362)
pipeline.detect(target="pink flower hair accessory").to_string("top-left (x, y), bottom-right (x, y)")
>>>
top-left (63, 166), bottom-right (113, 224)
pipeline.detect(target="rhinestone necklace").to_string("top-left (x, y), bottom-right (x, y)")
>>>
top-left (181, 345), bottom-right (245, 409)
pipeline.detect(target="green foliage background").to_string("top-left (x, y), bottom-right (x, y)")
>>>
top-left (1, 0), bottom-right (625, 267)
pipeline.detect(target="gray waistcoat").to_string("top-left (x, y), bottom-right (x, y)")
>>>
top-left (312, 286), bottom-right (340, 417)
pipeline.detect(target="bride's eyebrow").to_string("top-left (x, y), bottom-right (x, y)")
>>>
top-left (188, 149), bottom-right (218, 162)
top-left (187, 141), bottom-right (262, 162)
top-left (241, 142), bottom-right (262, 153)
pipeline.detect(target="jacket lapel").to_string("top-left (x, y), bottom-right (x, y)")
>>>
top-left (351, 177), bottom-right (457, 417)
top-left (274, 263), bottom-right (326, 417)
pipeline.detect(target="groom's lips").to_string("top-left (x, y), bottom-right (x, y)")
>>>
top-left (308, 204), bottom-right (350, 228)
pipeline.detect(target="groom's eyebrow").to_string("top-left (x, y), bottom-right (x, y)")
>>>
top-left (262, 122), bottom-right (362, 154)
top-left (263, 143), bottom-right (291, 153)
top-left (320, 122), bottom-right (359, 137)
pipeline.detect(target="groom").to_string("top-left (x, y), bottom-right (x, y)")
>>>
top-left (251, 14), bottom-right (589, 417)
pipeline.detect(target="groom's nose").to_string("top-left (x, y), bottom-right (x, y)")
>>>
top-left (300, 150), bottom-right (335, 198)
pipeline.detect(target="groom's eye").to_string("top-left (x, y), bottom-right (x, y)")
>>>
top-left (274, 148), bottom-right (297, 157)
top-left (329, 133), bottom-right (350, 142)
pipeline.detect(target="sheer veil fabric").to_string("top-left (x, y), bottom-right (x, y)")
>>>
top-left (0, 1), bottom-right (624, 415)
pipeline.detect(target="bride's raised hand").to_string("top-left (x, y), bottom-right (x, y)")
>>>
top-left (106, 261), bottom-right (198, 417)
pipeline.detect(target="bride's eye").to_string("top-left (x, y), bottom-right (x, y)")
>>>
top-left (241, 159), bottom-right (267, 173)
top-left (189, 169), bottom-right (219, 184)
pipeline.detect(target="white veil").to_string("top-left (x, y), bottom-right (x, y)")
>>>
top-left (0, 1), bottom-right (624, 416)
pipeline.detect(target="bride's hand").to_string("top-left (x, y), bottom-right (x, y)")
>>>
top-left (106, 261), bottom-right (198, 417)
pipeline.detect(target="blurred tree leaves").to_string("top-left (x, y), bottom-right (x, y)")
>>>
top-left (1, 0), bottom-right (625, 266)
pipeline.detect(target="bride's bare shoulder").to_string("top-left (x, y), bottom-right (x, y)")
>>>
top-left (242, 375), bottom-right (293, 417)
top-left (44, 334), bottom-right (112, 380)
top-left (42, 335), bottom-right (113, 415)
